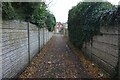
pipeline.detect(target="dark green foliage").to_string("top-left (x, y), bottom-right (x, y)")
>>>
top-left (11, 2), bottom-right (40, 21)
top-left (30, 2), bottom-right (47, 27)
top-left (68, 1), bottom-right (119, 49)
top-left (2, 2), bottom-right (56, 30)
top-left (46, 12), bottom-right (56, 31)
top-left (68, 1), bottom-right (120, 78)
top-left (2, 2), bottom-right (18, 20)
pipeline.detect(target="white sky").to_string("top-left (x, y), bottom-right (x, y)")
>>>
top-left (46, 0), bottom-right (120, 23)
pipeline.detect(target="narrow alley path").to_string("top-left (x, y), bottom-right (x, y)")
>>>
top-left (20, 34), bottom-right (90, 78)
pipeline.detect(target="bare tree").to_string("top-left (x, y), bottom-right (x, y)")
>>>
top-left (44, 0), bottom-right (57, 8)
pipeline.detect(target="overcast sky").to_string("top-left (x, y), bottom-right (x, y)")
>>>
top-left (46, 0), bottom-right (120, 23)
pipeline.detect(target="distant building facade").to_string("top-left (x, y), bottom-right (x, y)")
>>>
top-left (54, 22), bottom-right (63, 33)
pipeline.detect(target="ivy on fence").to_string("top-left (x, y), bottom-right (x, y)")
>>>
top-left (68, 1), bottom-right (120, 78)
top-left (68, 1), bottom-right (119, 49)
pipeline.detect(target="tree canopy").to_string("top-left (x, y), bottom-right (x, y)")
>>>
top-left (2, 2), bottom-right (56, 31)
top-left (68, 1), bottom-right (119, 49)
top-left (68, 2), bottom-right (119, 78)
top-left (45, 12), bottom-right (56, 31)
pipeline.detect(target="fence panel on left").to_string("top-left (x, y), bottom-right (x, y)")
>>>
top-left (1, 20), bottom-right (53, 78)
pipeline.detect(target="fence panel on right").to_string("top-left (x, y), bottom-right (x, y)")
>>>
top-left (82, 26), bottom-right (118, 76)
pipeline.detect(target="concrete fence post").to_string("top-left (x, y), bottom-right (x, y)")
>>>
top-left (48, 30), bottom-right (49, 41)
top-left (0, 2), bottom-right (2, 79)
top-left (40, 28), bottom-right (41, 49)
top-left (43, 28), bottom-right (45, 46)
top-left (44, 28), bottom-right (45, 45)
top-left (47, 29), bottom-right (48, 42)
top-left (117, 19), bottom-right (120, 79)
top-left (27, 22), bottom-right (30, 64)
top-left (46, 29), bottom-right (47, 43)
top-left (46, 29), bottom-right (48, 42)
top-left (90, 40), bottom-right (92, 62)
top-left (38, 28), bottom-right (40, 52)
top-left (118, 27), bottom-right (120, 80)
top-left (117, 2), bottom-right (120, 79)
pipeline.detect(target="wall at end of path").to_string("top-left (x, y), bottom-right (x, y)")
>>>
top-left (82, 26), bottom-right (119, 76)
top-left (1, 20), bottom-right (53, 78)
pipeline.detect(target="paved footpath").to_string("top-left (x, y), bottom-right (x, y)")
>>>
top-left (31, 34), bottom-right (90, 78)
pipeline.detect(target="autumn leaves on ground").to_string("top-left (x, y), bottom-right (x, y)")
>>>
top-left (19, 34), bottom-right (108, 78)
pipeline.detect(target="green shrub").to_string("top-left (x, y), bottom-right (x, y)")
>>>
top-left (2, 2), bottom-right (18, 20)
top-left (68, 1), bottom-right (119, 49)
top-left (2, 2), bottom-right (56, 30)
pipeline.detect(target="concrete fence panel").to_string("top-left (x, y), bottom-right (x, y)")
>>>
top-left (1, 20), bottom-right (53, 78)
top-left (2, 21), bottom-right (28, 78)
top-left (29, 23), bottom-right (39, 61)
top-left (82, 26), bottom-right (119, 76)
